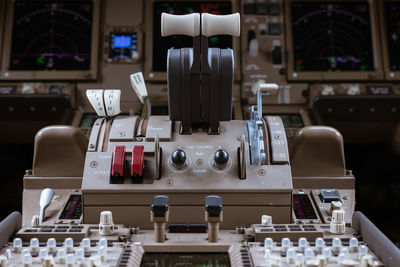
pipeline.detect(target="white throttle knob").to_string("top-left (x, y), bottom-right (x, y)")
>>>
top-left (161, 13), bottom-right (200, 37)
top-left (330, 209), bottom-right (345, 234)
top-left (201, 13), bottom-right (240, 37)
top-left (99, 211), bottom-right (114, 236)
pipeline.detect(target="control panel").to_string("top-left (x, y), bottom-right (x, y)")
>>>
top-left (0, 1), bottom-right (399, 267)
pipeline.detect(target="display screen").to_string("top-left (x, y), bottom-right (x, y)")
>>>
top-left (10, 1), bottom-right (93, 71)
top-left (59, 195), bottom-right (82, 220)
top-left (113, 36), bottom-right (132, 48)
top-left (385, 2), bottom-right (400, 71)
top-left (109, 33), bottom-right (138, 61)
top-left (291, 1), bottom-right (374, 72)
top-left (140, 252), bottom-right (231, 267)
top-left (293, 194), bottom-right (318, 220)
top-left (153, 2), bottom-right (232, 72)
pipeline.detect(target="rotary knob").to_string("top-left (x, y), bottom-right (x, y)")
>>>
top-left (214, 149), bottom-right (229, 168)
top-left (171, 149), bottom-right (187, 168)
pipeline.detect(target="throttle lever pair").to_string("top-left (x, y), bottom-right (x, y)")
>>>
top-left (161, 12), bottom-right (240, 37)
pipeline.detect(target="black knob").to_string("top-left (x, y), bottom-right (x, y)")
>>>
top-left (171, 149), bottom-right (186, 168)
top-left (214, 149), bottom-right (229, 168)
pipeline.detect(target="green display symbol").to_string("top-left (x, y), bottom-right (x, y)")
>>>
top-left (37, 57), bottom-right (45, 64)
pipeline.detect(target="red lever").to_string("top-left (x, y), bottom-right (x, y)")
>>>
top-left (131, 145), bottom-right (145, 177)
top-left (112, 146), bottom-right (126, 177)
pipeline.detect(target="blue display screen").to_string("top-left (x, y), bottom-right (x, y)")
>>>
top-left (113, 36), bottom-right (132, 48)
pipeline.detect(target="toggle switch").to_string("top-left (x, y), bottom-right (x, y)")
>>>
top-left (328, 200), bottom-right (342, 215)
top-left (31, 215), bottom-right (40, 228)
top-left (272, 45), bottom-right (282, 65)
top-left (39, 248), bottom-right (48, 261)
top-left (82, 238), bottom-right (91, 253)
top-left (64, 238), bottom-right (74, 253)
top-left (247, 30), bottom-right (256, 50)
top-left (30, 238), bottom-right (39, 253)
top-left (261, 215), bottom-right (272, 227)
top-left (43, 256), bottom-right (55, 267)
top-left (13, 238), bottom-right (22, 253)
top-left (111, 146), bottom-right (126, 183)
top-left (58, 248), bottom-right (67, 264)
top-left (249, 39), bottom-right (259, 57)
top-left (131, 145), bottom-right (145, 180)
top-left (151, 195), bottom-right (170, 243)
top-left (205, 195), bottom-right (223, 243)
top-left (47, 238), bottom-right (56, 253)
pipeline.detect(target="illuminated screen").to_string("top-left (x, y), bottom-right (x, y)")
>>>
top-left (10, 1), bottom-right (93, 71)
top-left (153, 2), bottom-right (232, 72)
top-left (109, 33), bottom-right (137, 61)
top-left (291, 1), bottom-right (374, 72)
top-left (293, 194), bottom-right (317, 220)
top-left (113, 36), bottom-right (132, 48)
top-left (140, 252), bottom-right (231, 267)
top-left (385, 2), bottom-right (400, 71)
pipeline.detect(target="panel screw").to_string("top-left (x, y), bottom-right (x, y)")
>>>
top-left (258, 169), bottom-right (266, 176)
top-left (90, 161), bottom-right (98, 168)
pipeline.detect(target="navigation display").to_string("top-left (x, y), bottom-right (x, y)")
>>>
top-left (10, 1), bottom-right (93, 71)
top-left (291, 1), bottom-right (374, 72)
top-left (152, 1), bottom-right (232, 72)
top-left (384, 2), bottom-right (400, 71)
